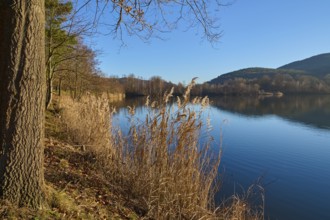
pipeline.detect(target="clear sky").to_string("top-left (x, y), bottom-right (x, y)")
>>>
top-left (87, 0), bottom-right (330, 84)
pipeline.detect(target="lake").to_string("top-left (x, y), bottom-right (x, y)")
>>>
top-left (111, 95), bottom-right (330, 220)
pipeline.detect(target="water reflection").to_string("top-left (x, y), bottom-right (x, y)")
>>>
top-left (210, 95), bottom-right (330, 130)
top-left (111, 95), bottom-right (330, 220)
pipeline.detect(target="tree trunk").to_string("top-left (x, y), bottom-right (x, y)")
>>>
top-left (46, 20), bottom-right (53, 110)
top-left (46, 75), bottom-right (53, 109)
top-left (0, 0), bottom-right (45, 208)
top-left (74, 61), bottom-right (78, 99)
top-left (58, 78), bottom-right (62, 96)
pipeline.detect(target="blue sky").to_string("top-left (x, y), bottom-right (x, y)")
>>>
top-left (87, 0), bottom-right (330, 84)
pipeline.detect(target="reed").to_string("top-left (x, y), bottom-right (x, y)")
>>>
top-left (109, 86), bottom-right (220, 219)
top-left (59, 94), bottom-right (114, 155)
top-left (59, 80), bottom-right (262, 219)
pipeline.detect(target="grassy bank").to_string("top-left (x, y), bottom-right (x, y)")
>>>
top-left (1, 84), bottom-right (263, 219)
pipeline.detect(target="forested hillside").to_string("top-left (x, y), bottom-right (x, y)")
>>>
top-left (205, 53), bottom-right (330, 95)
top-left (278, 53), bottom-right (330, 77)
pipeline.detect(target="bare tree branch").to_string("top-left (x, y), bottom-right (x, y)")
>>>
top-left (87, 0), bottom-right (230, 43)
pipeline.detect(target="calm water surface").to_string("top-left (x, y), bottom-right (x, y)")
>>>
top-left (112, 95), bottom-right (330, 220)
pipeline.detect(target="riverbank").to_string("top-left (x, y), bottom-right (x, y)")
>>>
top-left (1, 92), bottom-right (263, 219)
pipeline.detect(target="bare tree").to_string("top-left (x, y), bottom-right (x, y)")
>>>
top-left (45, 0), bottom-right (96, 109)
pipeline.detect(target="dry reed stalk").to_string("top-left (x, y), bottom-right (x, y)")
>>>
top-left (217, 183), bottom-right (265, 220)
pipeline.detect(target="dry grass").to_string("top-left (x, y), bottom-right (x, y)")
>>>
top-left (59, 80), bottom-right (263, 219)
top-left (43, 139), bottom-right (141, 219)
top-left (217, 183), bottom-right (265, 220)
top-left (59, 94), bottom-right (114, 155)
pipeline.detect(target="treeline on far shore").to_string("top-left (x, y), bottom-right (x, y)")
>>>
top-left (97, 73), bottom-right (330, 99)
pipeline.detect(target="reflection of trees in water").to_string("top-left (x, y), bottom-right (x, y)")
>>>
top-left (110, 97), bottom-right (146, 116)
top-left (210, 95), bottom-right (330, 130)
top-left (110, 96), bottom-right (177, 116)
top-left (110, 96), bottom-right (146, 109)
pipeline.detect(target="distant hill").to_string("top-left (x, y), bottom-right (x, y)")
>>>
top-left (208, 67), bottom-right (306, 84)
top-left (208, 53), bottom-right (330, 84)
top-left (278, 53), bottom-right (330, 77)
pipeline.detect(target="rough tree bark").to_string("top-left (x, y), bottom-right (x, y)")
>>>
top-left (0, 0), bottom-right (46, 208)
